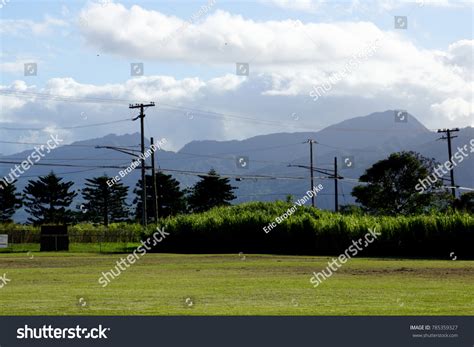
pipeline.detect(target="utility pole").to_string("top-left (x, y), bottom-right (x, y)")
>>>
top-left (437, 128), bottom-right (459, 198)
top-left (130, 102), bottom-right (155, 226)
top-left (307, 139), bottom-right (317, 208)
top-left (334, 157), bottom-right (339, 212)
top-left (150, 137), bottom-right (159, 223)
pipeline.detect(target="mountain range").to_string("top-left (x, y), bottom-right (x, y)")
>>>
top-left (2, 110), bottom-right (473, 222)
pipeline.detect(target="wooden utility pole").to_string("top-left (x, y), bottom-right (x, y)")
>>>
top-left (150, 137), bottom-right (159, 223)
top-left (307, 139), bottom-right (317, 208)
top-left (437, 128), bottom-right (459, 198)
top-left (130, 102), bottom-right (155, 226)
top-left (334, 157), bottom-right (339, 212)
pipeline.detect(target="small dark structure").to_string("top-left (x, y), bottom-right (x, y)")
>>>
top-left (40, 225), bottom-right (69, 251)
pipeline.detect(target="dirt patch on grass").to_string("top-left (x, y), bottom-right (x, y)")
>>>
top-left (339, 266), bottom-right (474, 278)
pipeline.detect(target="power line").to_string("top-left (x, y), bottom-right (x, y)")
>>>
top-left (0, 157), bottom-right (140, 161)
top-left (0, 118), bottom-right (132, 131)
top-left (2, 90), bottom-right (456, 134)
top-left (17, 168), bottom-right (102, 179)
top-left (0, 160), bottom-right (311, 181)
top-left (0, 140), bottom-right (139, 148)
top-left (0, 90), bottom-right (130, 105)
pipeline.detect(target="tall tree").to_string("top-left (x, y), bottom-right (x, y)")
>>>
top-left (454, 191), bottom-right (474, 213)
top-left (0, 180), bottom-right (22, 222)
top-left (187, 169), bottom-right (237, 213)
top-left (81, 175), bottom-right (129, 226)
top-left (351, 151), bottom-right (447, 215)
top-left (23, 172), bottom-right (77, 224)
top-left (134, 171), bottom-right (186, 221)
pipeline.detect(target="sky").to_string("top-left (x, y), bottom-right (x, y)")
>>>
top-left (0, 0), bottom-right (472, 154)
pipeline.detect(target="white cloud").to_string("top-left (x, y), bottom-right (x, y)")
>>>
top-left (442, 39), bottom-right (474, 78)
top-left (0, 75), bottom-right (246, 152)
top-left (431, 97), bottom-right (474, 125)
top-left (0, 16), bottom-right (68, 36)
top-left (261, 0), bottom-right (471, 11)
top-left (258, 0), bottom-right (326, 12)
top-left (1, 3), bottom-right (471, 153)
top-left (79, 4), bottom-right (389, 65)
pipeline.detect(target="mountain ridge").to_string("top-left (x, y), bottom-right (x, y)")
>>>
top-left (1, 110), bottom-right (472, 221)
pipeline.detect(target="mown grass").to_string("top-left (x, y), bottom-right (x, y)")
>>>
top-left (0, 243), bottom-right (141, 253)
top-left (0, 253), bottom-right (472, 315)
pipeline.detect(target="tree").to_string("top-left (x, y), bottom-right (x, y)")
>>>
top-left (23, 172), bottom-right (77, 224)
top-left (81, 175), bottom-right (129, 226)
top-left (351, 151), bottom-right (447, 215)
top-left (0, 180), bottom-right (22, 222)
top-left (454, 191), bottom-right (474, 213)
top-left (134, 171), bottom-right (186, 221)
top-left (187, 169), bottom-right (237, 213)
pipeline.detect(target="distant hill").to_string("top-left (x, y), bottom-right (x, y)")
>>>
top-left (1, 110), bottom-right (472, 222)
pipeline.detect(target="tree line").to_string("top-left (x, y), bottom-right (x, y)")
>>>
top-left (0, 168), bottom-right (236, 225)
top-left (0, 151), bottom-right (472, 225)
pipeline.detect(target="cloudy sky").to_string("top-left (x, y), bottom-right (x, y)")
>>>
top-left (0, 0), bottom-right (472, 154)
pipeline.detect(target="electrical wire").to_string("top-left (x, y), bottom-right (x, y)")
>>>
top-left (0, 118), bottom-right (132, 131)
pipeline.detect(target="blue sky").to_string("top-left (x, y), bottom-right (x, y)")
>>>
top-left (0, 0), bottom-right (472, 154)
top-left (1, 0), bottom-right (471, 85)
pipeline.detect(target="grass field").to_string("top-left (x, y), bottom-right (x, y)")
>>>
top-left (0, 252), bottom-right (473, 315)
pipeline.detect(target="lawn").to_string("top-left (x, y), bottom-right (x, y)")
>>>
top-left (0, 252), bottom-right (472, 315)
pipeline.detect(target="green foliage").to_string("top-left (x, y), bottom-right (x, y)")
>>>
top-left (152, 201), bottom-right (474, 257)
top-left (134, 171), bottom-right (186, 222)
top-left (0, 180), bottom-right (22, 222)
top-left (23, 172), bottom-right (78, 225)
top-left (2, 201), bottom-right (473, 258)
top-left (0, 222), bottom-right (143, 246)
top-left (339, 204), bottom-right (364, 215)
top-left (352, 151), bottom-right (448, 215)
top-left (187, 169), bottom-right (237, 213)
top-left (81, 175), bottom-right (129, 226)
top-left (454, 191), bottom-right (474, 213)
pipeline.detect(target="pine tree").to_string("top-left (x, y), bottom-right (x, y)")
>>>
top-left (187, 169), bottom-right (237, 213)
top-left (134, 171), bottom-right (186, 221)
top-left (81, 175), bottom-right (129, 226)
top-left (23, 172), bottom-right (77, 225)
top-left (0, 180), bottom-right (22, 222)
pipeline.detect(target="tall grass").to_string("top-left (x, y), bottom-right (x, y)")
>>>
top-left (149, 201), bottom-right (473, 258)
top-left (1, 202), bottom-right (472, 257)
